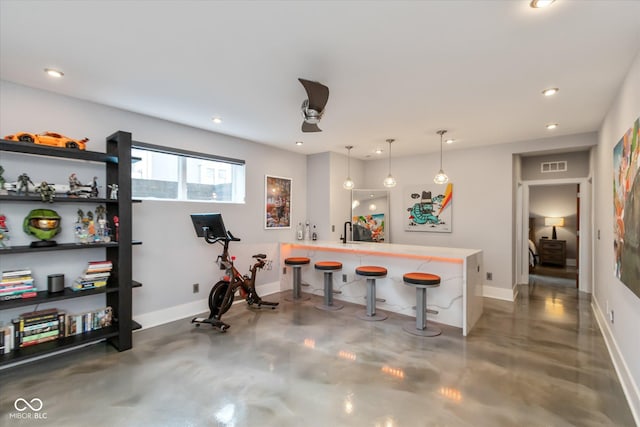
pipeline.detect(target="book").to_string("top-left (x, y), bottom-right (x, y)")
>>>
top-left (21, 329), bottom-right (60, 344)
top-left (20, 335), bottom-right (59, 348)
top-left (0, 291), bottom-right (37, 301)
top-left (1, 276), bottom-right (33, 284)
top-left (2, 269), bottom-right (32, 278)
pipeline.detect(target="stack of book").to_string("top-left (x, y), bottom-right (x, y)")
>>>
top-left (1, 269), bottom-right (36, 301)
top-left (12, 308), bottom-right (65, 349)
top-left (72, 261), bottom-right (112, 292)
top-left (66, 306), bottom-right (113, 336)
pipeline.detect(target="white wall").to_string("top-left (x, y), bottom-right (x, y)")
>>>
top-left (0, 80), bottom-right (307, 326)
top-left (593, 51), bottom-right (640, 422)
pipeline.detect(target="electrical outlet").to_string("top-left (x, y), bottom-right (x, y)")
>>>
top-left (265, 260), bottom-right (273, 271)
top-left (283, 267), bottom-right (287, 274)
top-left (332, 225), bottom-right (335, 232)
top-left (486, 272), bottom-right (493, 280)
top-left (342, 274), bottom-right (347, 283)
top-left (610, 310), bottom-right (614, 324)
top-left (192, 283), bottom-right (199, 293)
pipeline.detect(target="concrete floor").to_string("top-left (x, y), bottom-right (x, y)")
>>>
top-left (1, 279), bottom-right (636, 427)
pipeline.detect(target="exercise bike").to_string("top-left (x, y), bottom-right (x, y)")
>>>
top-left (190, 213), bottom-right (278, 332)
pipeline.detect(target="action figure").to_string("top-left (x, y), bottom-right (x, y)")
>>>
top-left (36, 181), bottom-right (56, 203)
top-left (95, 205), bottom-right (106, 221)
top-left (68, 173), bottom-right (82, 195)
top-left (108, 183), bottom-right (118, 200)
top-left (90, 176), bottom-right (99, 198)
top-left (113, 215), bottom-right (119, 242)
top-left (0, 214), bottom-right (9, 248)
top-left (17, 173), bottom-right (34, 195)
top-left (0, 165), bottom-right (6, 194)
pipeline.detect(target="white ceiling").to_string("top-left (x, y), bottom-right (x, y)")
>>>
top-left (1, 1), bottom-right (639, 160)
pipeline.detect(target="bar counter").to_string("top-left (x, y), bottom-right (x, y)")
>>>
top-left (280, 241), bottom-right (484, 336)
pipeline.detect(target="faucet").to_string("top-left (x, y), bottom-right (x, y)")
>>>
top-left (342, 221), bottom-right (352, 244)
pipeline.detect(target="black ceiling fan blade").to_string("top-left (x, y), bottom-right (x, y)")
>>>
top-left (298, 78), bottom-right (329, 112)
top-left (302, 121), bottom-right (322, 133)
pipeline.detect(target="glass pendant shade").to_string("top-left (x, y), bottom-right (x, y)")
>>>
top-left (343, 145), bottom-right (355, 190)
top-left (434, 130), bottom-right (448, 185)
top-left (383, 174), bottom-right (397, 188)
top-left (383, 139), bottom-right (396, 188)
top-left (343, 177), bottom-right (355, 190)
top-left (433, 169), bottom-right (448, 184)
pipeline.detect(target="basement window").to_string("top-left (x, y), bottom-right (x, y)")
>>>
top-left (131, 143), bottom-right (245, 203)
top-left (540, 161), bottom-right (567, 173)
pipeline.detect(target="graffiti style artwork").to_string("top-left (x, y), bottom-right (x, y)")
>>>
top-left (404, 184), bottom-right (452, 232)
top-left (613, 117), bottom-right (640, 298)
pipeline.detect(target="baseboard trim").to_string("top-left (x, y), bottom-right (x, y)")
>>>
top-left (133, 281), bottom-right (281, 331)
top-left (483, 284), bottom-right (515, 301)
top-left (592, 298), bottom-right (640, 426)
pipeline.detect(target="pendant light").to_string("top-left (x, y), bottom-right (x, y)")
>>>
top-left (343, 145), bottom-right (355, 190)
top-left (433, 130), bottom-right (449, 185)
top-left (383, 138), bottom-right (396, 188)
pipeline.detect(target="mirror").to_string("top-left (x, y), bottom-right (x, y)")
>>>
top-left (351, 189), bottom-right (389, 242)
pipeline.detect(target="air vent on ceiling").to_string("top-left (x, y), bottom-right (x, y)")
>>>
top-left (540, 161), bottom-right (567, 173)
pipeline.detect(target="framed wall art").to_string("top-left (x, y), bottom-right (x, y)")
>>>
top-left (613, 117), bottom-right (639, 298)
top-left (404, 183), bottom-right (453, 233)
top-left (265, 175), bottom-right (292, 229)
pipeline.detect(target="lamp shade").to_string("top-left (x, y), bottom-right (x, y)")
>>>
top-left (544, 217), bottom-right (565, 227)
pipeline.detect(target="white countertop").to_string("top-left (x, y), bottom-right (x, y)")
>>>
top-left (282, 240), bottom-right (481, 261)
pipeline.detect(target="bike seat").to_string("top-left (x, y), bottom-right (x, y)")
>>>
top-left (252, 254), bottom-right (267, 259)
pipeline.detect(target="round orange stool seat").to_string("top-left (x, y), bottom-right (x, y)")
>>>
top-left (314, 261), bottom-right (343, 311)
top-left (355, 266), bottom-right (387, 277)
top-left (403, 272), bottom-right (441, 286)
top-left (285, 257), bottom-right (311, 266)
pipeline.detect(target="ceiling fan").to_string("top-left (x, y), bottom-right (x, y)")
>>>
top-left (299, 78), bottom-right (329, 132)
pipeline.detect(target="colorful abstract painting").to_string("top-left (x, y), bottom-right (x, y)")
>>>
top-left (613, 117), bottom-right (640, 298)
top-left (404, 183), bottom-right (452, 232)
top-left (352, 213), bottom-right (385, 242)
top-left (265, 175), bottom-right (291, 229)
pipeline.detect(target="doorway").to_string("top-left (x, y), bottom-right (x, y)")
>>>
top-left (518, 178), bottom-right (592, 294)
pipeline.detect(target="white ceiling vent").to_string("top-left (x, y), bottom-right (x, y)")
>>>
top-left (540, 161), bottom-right (567, 173)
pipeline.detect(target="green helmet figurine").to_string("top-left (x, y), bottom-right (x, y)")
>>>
top-left (23, 208), bottom-right (61, 247)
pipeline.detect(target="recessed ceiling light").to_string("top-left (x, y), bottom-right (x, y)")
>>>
top-left (542, 87), bottom-right (559, 96)
top-left (530, 0), bottom-right (555, 8)
top-left (375, 148), bottom-right (383, 154)
top-left (295, 141), bottom-right (303, 146)
top-left (445, 138), bottom-right (455, 144)
top-left (211, 117), bottom-right (222, 124)
top-left (546, 123), bottom-right (559, 130)
top-left (44, 68), bottom-right (64, 78)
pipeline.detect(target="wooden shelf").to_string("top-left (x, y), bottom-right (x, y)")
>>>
top-left (0, 286), bottom-right (110, 310)
top-left (0, 242), bottom-right (119, 255)
top-left (0, 324), bottom-right (120, 366)
top-left (0, 139), bottom-right (119, 163)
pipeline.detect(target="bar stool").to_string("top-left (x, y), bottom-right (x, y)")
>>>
top-left (314, 261), bottom-right (344, 311)
top-left (284, 257), bottom-right (311, 302)
top-left (402, 272), bottom-right (441, 337)
top-left (355, 266), bottom-right (388, 321)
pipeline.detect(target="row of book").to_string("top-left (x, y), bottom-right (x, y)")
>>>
top-left (0, 306), bottom-right (113, 354)
top-left (72, 260), bottom-right (113, 292)
top-left (1, 269), bottom-right (36, 301)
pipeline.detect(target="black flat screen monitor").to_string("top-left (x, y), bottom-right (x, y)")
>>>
top-left (191, 213), bottom-right (228, 239)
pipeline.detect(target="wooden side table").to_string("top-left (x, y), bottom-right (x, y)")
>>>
top-left (538, 239), bottom-right (566, 267)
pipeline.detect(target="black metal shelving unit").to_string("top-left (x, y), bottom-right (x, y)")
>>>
top-left (0, 132), bottom-right (142, 367)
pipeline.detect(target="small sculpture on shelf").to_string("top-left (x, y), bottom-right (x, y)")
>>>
top-left (0, 214), bottom-right (10, 249)
top-left (113, 215), bottom-right (119, 242)
top-left (68, 173), bottom-right (82, 194)
top-left (23, 208), bottom-right (61, 247)
top-left (108, 183), bottom-right (118, 200)
top-left (90, 176), bottom-right (99, 198)
top-left (17, 173), bottom-right (34, 195)
top-left (0, 165), bottom-right (7, 195)
top-left (35, 181), bottom-right (56, 203)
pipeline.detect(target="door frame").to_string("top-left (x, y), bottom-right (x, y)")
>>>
top-left (518, 177), bottom-right (592, 293)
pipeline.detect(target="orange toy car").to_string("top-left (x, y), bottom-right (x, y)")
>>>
top-left (4, 131), bottom-right (88, 150)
